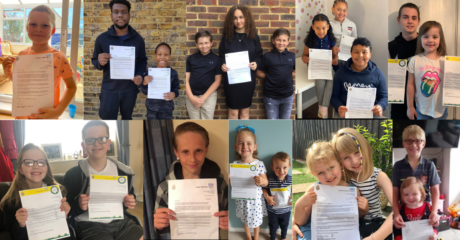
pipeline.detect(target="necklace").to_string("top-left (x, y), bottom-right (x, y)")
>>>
top-left (237, 33), bottom-right (244, 42)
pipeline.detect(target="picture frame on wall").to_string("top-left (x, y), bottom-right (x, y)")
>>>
top-left (41, 143), bottom-right (63, 161)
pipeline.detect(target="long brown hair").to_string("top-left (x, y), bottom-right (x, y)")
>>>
top-left (223, 4), bottom-right (256, 42)
top-left (0, 143), bottom-right (66, 210)
top-left (415, 21), bottom-right (447, 57)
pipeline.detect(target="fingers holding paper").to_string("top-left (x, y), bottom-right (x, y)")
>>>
top-left (214, 211), bottom-right (229, 230)
top-left (15, 208), bottom-right (28, 228)
top-left (249, 62), bottom-right (257, 71)
top-left (338, 106), bottom-right (348, 118)
top-left (78, 194), bottom-right (91, 211)
top-left (394, 213), bottom-right (405, 229)
top-left (154, 208), bottom-right (176, 230)
top-left (371, 105), bottom-right (383, 117)
top-left (254, 176), bottom-right (261, 186)
top-left (98, 53), bottom-right (112, 66)
top-left (60, 197), bottom-right (71, 216)
top-left (143, 75), bottom-right (153, 85)
top-left (164, 92), bottom-right (175, 101)
top-left (123, 194), bottom-right (136, 209)
top-left (221, 64), bottom-right (229, 72)
top-left (31, 108), bottom-right (61, 119)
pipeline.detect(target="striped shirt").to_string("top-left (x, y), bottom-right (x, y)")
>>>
top-left (263, 174), bottom-right (292, 214)
top-left (351, 167), bottom-right (383, 219)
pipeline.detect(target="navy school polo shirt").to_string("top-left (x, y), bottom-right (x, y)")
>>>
top-left (305, 34), bottom-right (336, 50)
top-left (186, 51), bottom-right (222, 96)
top-left (262, 174), bottom-right (292, 214)
top-left (259, 49), bottom-right (295, 99)
top-left (392, 156), bottom-right (441, 202)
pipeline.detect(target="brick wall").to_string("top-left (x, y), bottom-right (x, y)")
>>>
top-left (186, 0), bottom-right (296, 119)
top-left (83, 0), bottom-right (187, 120)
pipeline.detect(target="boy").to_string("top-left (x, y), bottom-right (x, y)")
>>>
top-left (64, 121), bottom-right (143, 240)
top-left (2, 5), bottom-right (76, 119)
top-left (392, 125), bottom-right (441, 230)
top-left (185, 31), bottom-right (222, 119)
top-left (263, 152), bottom-right (292, 240)
top-left (92, 0), bottom-right (147, 120)
top-left (388, 3), bottom-right (421, 119)
top-left (330, 37), bottom-right (388, 118)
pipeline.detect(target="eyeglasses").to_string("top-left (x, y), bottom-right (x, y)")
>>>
top-left (23, 159), bottom-right (47, 167)
top-left (84, 137), bottom-right (109, 145)
top-left (404, 139), bottom-right (424, 145)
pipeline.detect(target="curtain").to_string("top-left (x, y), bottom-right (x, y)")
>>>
top-left (13, 120), bottom-right (25, 172)
top-left (143, 120), bottom-right (176, 240)
top-left (116, 120), bottom-right (130, 165)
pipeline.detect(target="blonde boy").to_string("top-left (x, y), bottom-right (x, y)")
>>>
top-left (2, 5), bottom-right (76, 119)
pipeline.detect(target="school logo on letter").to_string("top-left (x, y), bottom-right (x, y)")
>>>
top-left (118, 177), bottom-right (126, 184)
top-left (51, 186), bottom-right (59, 194)
top-left (250, 165), bottom-right (256, 171)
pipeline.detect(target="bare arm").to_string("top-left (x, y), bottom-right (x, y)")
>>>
top-left (259, 173), bottom-right (268, 187)
top-left (407, 72), bottom-right (417, 119)
top-left (301, 46), bottom-right (310, 64)
top-left (369, 171), bottom-right (393, 240)
top-left (294, 185), bottom-right (315, 226)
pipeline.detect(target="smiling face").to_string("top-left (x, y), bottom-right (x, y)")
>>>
top-left (19, 149), bottom-right (48, 187)
top-left (27, 11), bottom-right (55, 45)
top-left (196, 36), bottom-right (212, 55)
top-left (234, 132), bottom-right (257, 161)
top-left (272, 34), bottom-right (289, 52)
top-left (403, 135), bottom-right (425, 158)
top-left (111, 3), bottom-right (130, 30)
top-left (397, 7), bottom-right (420, 35)
top-left (351, 44), bottom-right (372, 71)
top-left (155, 45), bottom-right (171, 68)
top-left (339, 150), bottom-right (362, 175)
top-left (271, 159), bottom-right (291, 181)
top-left (421, 27), bottom-right (440, 54)
top-left (81, 125), bottom-right (111, 161)
top-left (402, 184), bottom-right (423, 208)
top-left (311, 158), bottom-right (342, 186)
top-left (174, 131), bottom-right (208, 178)
top-left (312, 20), bottom-right (329, 39)
top-left (331, 2), bottom-right (348, 22)
top-left (233, 9), bottom-right (245, 31)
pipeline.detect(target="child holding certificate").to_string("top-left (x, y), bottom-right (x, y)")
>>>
top-left (219, 4), bottom-right (263, 119)
top-left (1, 5), bottom-right (76, 119)
top-left (393, 177), bottom-right (438, 240)
top-left (0, 143), bottom-right (73, 240)
top-left (330, 0), bottom-right (357, 72)
top-left (302, 14), bottom-right (338, 119)
top-left (331, 128), bottom-right (393, 240)
top-left (140, 43), bottom-right (180, 120)
top-left (153, 122), bottom-right (229, 238)
top-left (406, 21), bottom-right (448, 119)
top-left (262, 152), bottom-right (292, 240)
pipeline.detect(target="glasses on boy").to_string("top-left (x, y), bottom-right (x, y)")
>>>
top-left (404, 139), bottom-right (424, 145)
top-left (84, 137), bottom-right (109, 145)
top-left (23, 159), bottom-right (47, 167)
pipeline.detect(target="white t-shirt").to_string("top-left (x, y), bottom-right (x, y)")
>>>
top-left (330, 18), bottom-right (357, 47)
top-left (407, 53), bottom-right (446, 118)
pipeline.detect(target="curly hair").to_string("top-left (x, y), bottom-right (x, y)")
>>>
top-left (223, 4), bottom-right (256, 42)
top-left (304, 14), bottom-right (336, 48)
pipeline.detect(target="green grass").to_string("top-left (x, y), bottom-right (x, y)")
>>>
top-left (293, 173), bottom-right (317, 185)
top-left (292, 160), bottom-right (307, 173)
top-left (292, 192), bottom-right (303, 208)
top-left (292, 159), bottom-right (317, 209)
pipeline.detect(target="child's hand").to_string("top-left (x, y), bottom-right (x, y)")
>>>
top-left (407, 106), bottom-right (418, 120)
top-left (302, 56), bottom-right (309, 64)
top-left (31, 107), bottom-right (63, 119)
top-left (254, 176), bottom-right (262, 186)
top-left (249, 62), bottom-right (257, 71)
top-left (338, 106), bottom-right (348, 118)
top-left (78, 194), bottom-right (91, 211)
top-left (332, 58), bottom-right (339, 66)
top-left (214, 211), bottom-right (229, 230)
top-left (372, 105), bottom-right (383, 117)
top-left (2, 56), bottom-right (15, 78)
top-left (288, 196), bottom-right (293, 206)
top-left (356, 196), bottom-right (368, 213)
top-left (429, 233), bottom-right (437, 240)
top-left (143, 75), bottom-right (153, 85)
top-left (15, 208), bottom-right (28, 228)
top-left (292, 223), bottom-right (304, 238)
top-left (335, 46), bottom-right (341, 53)
top-left (264, 195), bottom-right (276, 206)
top-left (303, 191), bottom-right (317, 207)
top-left (98, 53), bottom-right (111, 66)
top-left (60, 197), bottom-right (71, 217)
top-left (132, 75), bottom-right (143, 85)
top-left (123, 194), bottom-right (136, 209)
top-left (394, 212), bottom-right (405, 229)
top-left (190, 96), bottom-right (204, 108)
top-left (429, 212), bottom-right (439, 226)
top-left (154, 208), bottom-right (176, 230)
top-left (221, 64), bottom-right (229, 72)
top-left (164, 92), bottom-right (175, 101)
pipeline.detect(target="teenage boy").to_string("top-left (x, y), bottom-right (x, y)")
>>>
top-left (185, 31), bottom-right (222, 119)
top-left (388, 3), bottom-right (421, 119)
top-left (330, 37), bottom-right (388, 118)
top-left (92, 0), bottom-right (147, 120)
top-left (64, 121), bottom-right (143, 240)
top-left (263, 152), bottom-right (292, 240)
top-left (392, 125), bottom-right (441, 230)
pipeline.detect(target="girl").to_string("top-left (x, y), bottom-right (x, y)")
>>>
top-left (302, 14), bottom-right (339, 119)
top-left (407, 21), bottom-right (447, 120)
top-left (232, 125), bottom-right (268, 240)
top-left (294, 142), bottom-right (368, 240)
top-left (141, 42), bottom-right (180, 120)
top-left (331, 128), bottom-right (393, 240)
top-left (256, 28), bottom-right (296, 119)
top-left (219, 5), bottom-right (263, 119)
top-left (0, 143), bottom-right (73, 240)
top-left (330, 0), bottom-right (357, 72)
top-left (394, 177), bottom-right (437, 240)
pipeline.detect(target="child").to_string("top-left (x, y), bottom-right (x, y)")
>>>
top-left (232, 125), bottom-right (268, 240)
top-left (330, 0), bottom-right (357, 72)
top-left (140, 43), bottom-right (180, 120)
top-left (392, 125), bottom-right (440, 231)
top-left (63, 121), bottom-right (143, 240)
top-left (302, 14), bottom-right (338, 119)
top-left (186, 31), bottom-right (222, 119)
top-left (294, 142), bottom-right (368, 240)
top-left (407, 21), bottom-right (447, 119)
top-left (153, 122), bottom-right (229, 238)
top-left (394, 177), bottom-right (438, 240)
top-left (262, 152), bottom-right (293, 240)
top-left (330, 37), bottom-right (388, 118)
top-left (331, 128), bottom-right (393, 240)
top-left (1, 5), bottom-right (76, 119)
top-left (0, 143), bottom-right (73, 239)
top-left (219, 4), bottom-right (263, 119)
top-left (256, 28), bottom-right (295, 119)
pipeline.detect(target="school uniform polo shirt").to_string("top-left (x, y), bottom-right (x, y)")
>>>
top-left (305, 34), bottom-right (336, 50)
top-left (186, 51), bottom-right (222, 95)
top-left (263, 174), bottom-right (292, 214)
top-left (259, 49), bottom-right (295, 99)
top-left (392, 156), bottom-right (441, 202)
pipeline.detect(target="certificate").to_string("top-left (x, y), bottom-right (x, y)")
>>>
top-left (338, 35), bottom-right (355, 61)
top-left (110, 45), bottom-right (135, 80)
top-left (443, 56), bottom-right (460, 106)
top-left (19, 185), bottom-right (71, 240)
top-left (148, 68), bottom-right (170, 99)
top-left (271, 186), bottom-right (290, 209)
top-left (345, 87), bottom-right (376, 119)
top-left (168, 179), bottom-right (219, 239)
top-left (225, 51), bottom-right (251, 84)
top-left (308, 49), bottom-right (333, 80)
top-left (230, 163), bottom-right (258, 200)
top-left (312, 183), bottom-right (360, 240)
top-left (402, 219), bottom-right (434, 240)
top-left (12, 53), bottom-right (54, 117)
top-left (388, 59), bottom-right (407, 104)
top-left (88, 175), bottom-right (128, 220)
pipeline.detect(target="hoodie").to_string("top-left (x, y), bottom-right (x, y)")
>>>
top-left (331, 58), bottom-right (388, 113)
top-left (91, 25), bottom-right (148, 93)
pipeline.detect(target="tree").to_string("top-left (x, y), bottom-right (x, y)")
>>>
top-left (3, 20), bottom-right (24, 42)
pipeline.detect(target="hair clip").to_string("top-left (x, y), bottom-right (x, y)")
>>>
top-left (235, 125), bottom-right (255, 134)
top-left (342, 132), bottom-right (363, 166)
